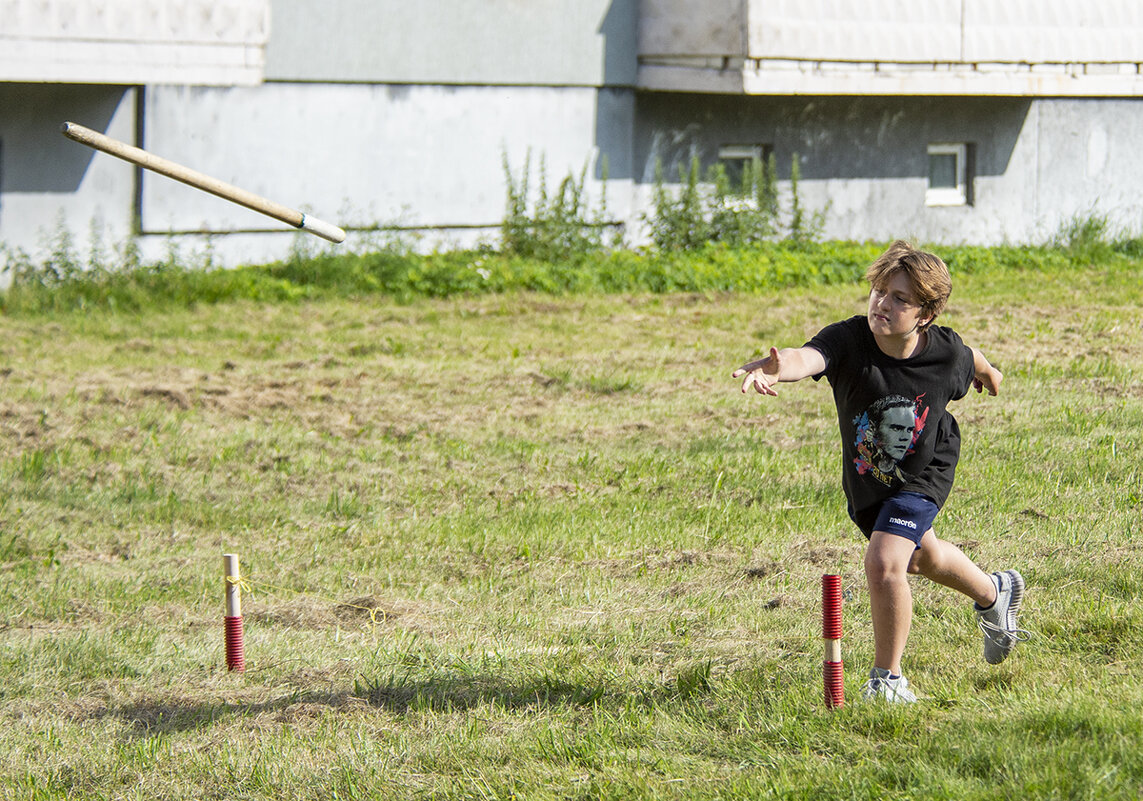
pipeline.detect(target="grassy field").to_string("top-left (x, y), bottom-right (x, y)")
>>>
top-left (1, 257), bottom-right (1141, 799)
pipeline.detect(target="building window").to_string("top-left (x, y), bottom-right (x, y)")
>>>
top-left (927, 143), bottom-right (973, 206)
top-left (718, 144), bottom-right (774, 194)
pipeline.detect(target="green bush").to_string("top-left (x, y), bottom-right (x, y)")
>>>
top-left (5, 237), bottom-right (1140, 317)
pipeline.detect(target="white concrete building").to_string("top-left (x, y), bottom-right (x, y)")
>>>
top-left (3, 0), bottom-right (1143, 268)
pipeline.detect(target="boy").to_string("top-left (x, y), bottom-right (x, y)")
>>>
top-left (732, 241), bottom-right (1026, 702)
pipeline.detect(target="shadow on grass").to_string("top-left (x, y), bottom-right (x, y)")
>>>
top-left (89, 668), bottom-right (689, 737)
top-left (353, 668), bottom-right (620, 713)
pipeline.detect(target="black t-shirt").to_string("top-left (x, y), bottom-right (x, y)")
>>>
top-left (806, 315), bottom-right (976, 515)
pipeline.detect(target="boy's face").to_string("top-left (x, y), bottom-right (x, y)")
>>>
top-left (867, 272), bottom-right (932, 339)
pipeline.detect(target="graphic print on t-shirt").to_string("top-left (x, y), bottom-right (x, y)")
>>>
top-left (852, 394), bottom-right (929, 487)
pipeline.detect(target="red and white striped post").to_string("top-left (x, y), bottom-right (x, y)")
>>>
top-left (224, 553), bottom-right (246, 672)
top-left (822, 574), bottom-right (844, 708)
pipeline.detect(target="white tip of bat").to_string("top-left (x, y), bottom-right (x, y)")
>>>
top-left (300, 214), bottom-right (346, 243)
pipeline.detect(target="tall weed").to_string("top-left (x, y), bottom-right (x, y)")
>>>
top-left (647, 152), bottom-right (822, 250)
top-left (786, 153), bottom-right (828, 245)
top-left (1053, 209), bottom-right (1115, 264)
top-left (648, 156), bottom-right (712, 251)
top-left (1048, 208), bottom-right (1143, 263)
top-left (501, 150), bottom-right (615, 261)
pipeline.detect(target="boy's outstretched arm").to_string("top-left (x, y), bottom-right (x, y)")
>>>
top-left (971, 347), bottom-right (1003, 395)
top-left (733, 346), bottom-right (826, 396)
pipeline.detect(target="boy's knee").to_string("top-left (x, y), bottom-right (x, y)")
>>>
top-left (866, 563), bottom-right (905, 584)
top-left (864, 551), bottom-right (906, 585)
top-left (864, 533), bottom-right (921, 590)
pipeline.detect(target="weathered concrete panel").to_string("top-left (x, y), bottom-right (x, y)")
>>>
top-left (640, 0), bottom-right (1143, 96)
top-left (266, 0), bottom-right (639, 87)
top-left (633, 93), bottom-right (1143, 246)
top-left (0, 0), bottom-right (268, 85)
top-left (0, 85), bottom-right (137, 265)
top-left (638, 0), bottom-right (744, 57)
top-left (964, 0), bottom-right (1143, 63)
top-left (1, 77), bottom-right (637, 269)
top-left (745, 0), bottom-right (962, 62)
top-left (122, 82), bottom-right (633, 264)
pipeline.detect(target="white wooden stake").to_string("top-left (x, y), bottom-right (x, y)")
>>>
top-left (61, 121), bottom-right (346, 243)
top-left (224, 553), bottom-right (242, 618)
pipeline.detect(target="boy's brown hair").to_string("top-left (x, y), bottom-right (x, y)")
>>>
top-left (864, 240), bottom-right (952, 330)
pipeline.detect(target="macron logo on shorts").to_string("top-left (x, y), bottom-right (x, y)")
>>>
top-left (889, 516), bottom-right (917, 530)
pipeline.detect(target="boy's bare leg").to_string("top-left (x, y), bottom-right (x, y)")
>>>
top-left (864, 532), bottom-right (919, 675)
top-left (907, 529), bottom-right (997, 607)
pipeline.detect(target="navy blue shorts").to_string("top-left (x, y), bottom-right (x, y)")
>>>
top-left (849, 492), bottom-right (939, 548)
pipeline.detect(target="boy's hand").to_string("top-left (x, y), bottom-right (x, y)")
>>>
top-left (973, 365), bottom-right (1003, 396)
top-left (733, 347), bottom-right (782, 395)
top-left (970, 348), bottom-right (1003, 396)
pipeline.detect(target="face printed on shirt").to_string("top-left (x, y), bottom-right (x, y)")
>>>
top-left (853, 394), bottom-right (929, 486)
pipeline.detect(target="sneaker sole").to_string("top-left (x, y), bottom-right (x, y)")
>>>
top-left (1004, 570), bottom-right (1025, 626)
top-left (984, 569), bottom-right (1025, 665)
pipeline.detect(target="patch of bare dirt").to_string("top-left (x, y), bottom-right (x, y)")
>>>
top-left (247, 594), bottom-right (412, 631)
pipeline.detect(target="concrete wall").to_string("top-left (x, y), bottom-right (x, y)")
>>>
top-left (136, 82), bottom-right (635, 253)
top-left (266, 0), bottom-right (639, 87)
top-left (0, 84), bottom-right (138, 263)
top-left (639, 0), bottom-right (1143, 96)
top-left (0, 0), bottom-right (268, 85)
top-left (639, 0), bottom-right (745, 58)
top-left (0, 0), bottom-right (641, 270)
top-left (641, 0), bottom-right (1143, 62)
top-left (0, 82), bottom-right (633, 270)
top-left (635, 94), bottom-right (1143, 245)
top-left (4, 1), bottom-right (1143, 273)
top-left (7, 86), bottom-right (1143, 269)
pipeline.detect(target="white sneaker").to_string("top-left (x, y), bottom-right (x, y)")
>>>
top-left (976, 569), bottom-right (1029, 665)
top-left (860, 667), bottom-right (917, 703)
